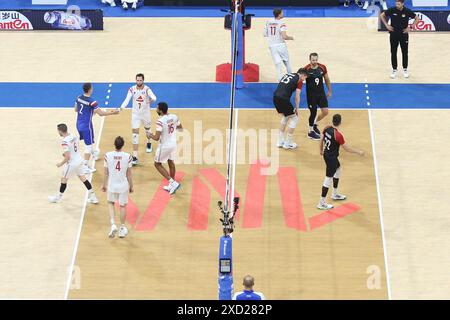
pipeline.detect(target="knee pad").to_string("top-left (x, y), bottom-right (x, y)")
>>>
top-left (132, 133), bottom-right (139, 145)
top-left (84, 144), bottom-right (93, 155)
top-left (323, 176), bottom-right (332, 188)
top-left (288, 115), bottom-right (298, 129)
top-left (280, 116), bottom-right (288, 126)
top-left (334, 167), bottom-right (341, 179)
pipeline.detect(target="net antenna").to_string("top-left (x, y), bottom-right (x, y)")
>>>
top-left (218, 0), bottom-right (241, 237)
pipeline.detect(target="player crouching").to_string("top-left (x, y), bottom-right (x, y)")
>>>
top-left (102, 136), bottom-right (133, 238)
top-left (146, 102), bottom-right (182, 195)
top-left (48, 124), bottom-right (99, 204)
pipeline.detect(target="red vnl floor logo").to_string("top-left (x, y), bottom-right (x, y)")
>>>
top-left (119, 161), bottom-right (361, 232)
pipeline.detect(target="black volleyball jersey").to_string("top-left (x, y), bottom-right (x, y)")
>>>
top-left (322, 125), bottom-right (345, 158)
top-left (304, 63), bottom-right (328, 97)
top-left (274, 73), bottom-right (304, 99)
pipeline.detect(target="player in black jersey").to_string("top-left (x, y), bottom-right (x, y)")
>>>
top-left (317, 114), bottom-right (364, 210)
top-left (273, 68), bottom-right (308, 150)
top-left (304, 53), bottom-right (332, 141)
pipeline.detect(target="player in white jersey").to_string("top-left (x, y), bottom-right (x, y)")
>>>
top-left (102, 136), bottom-right (133, 238)
top-left (263, 9), bottom-right (294, 81)
top-left (146, 102), bottom-right (182, 195)
top-left (120, 73), bottom-right (157, 166)
top-left (48, 124), bottom-right (99, 204)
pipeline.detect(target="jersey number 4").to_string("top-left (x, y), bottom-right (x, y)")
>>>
top-left (115, 161), bottom-right (121, 171)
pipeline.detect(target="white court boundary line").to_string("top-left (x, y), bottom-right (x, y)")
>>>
top-left (63, 83), bottom-right (111, 299)
top-left (368, 108), bottom-right (392, 300)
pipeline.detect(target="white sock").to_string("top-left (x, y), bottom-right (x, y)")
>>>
top-left (83, 160), bottom-right (88, 166)
top-left (133, 151), bottom-right (138, 158)
top-left (320, 196), bottom-right (326, 203)
top-left (332, 189), bottom-right (338, 196)
top-left (309, 126), bottom-right (314, 132)
top-left (111, 220), bottom-right (115, 226)
top-left (169, 178), bottom-right (174, 184)
top-left (278, 130), bottom-right (284, 142)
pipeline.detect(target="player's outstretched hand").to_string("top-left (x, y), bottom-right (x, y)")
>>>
top-left (101, 186), bottom-right (107, 192)
top-left (359, 150), bottom-right (365, 156)
top-left (56, 162), bottom-right (62, 168)
top-left (129, 186), bottom-right (134, 193)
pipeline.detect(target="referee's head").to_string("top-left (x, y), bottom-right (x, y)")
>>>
top-left (396, 0), bottom-right (405, 9)
top-left (243, 275), bottom-right (255, 290)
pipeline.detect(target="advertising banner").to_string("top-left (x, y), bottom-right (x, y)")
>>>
top-left (0, 9), bottom-right (103, 31)
top-left (379, 10), bottom-right (450, 32)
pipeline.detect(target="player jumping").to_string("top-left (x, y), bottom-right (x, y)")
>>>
top-left (120, 73), bottom-right (157, 166)
top-left (146, 102), bottom-right (182, 195)
top-left (102, 136), bottom-right (133, 239)
top-left (318, 114), bottom-right (364, 210)
top-left (303, 53), bottom-right (332, 141)
top-left (75, 83), bottom-right (119, 173)
top-left (264, 8), bottom-right (294, 81)
top-left (273, 68), bottom-right (308, 150)
top-left (48, 124), bottom-right (99, 204)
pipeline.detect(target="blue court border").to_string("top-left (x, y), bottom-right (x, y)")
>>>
top-left (0, 82), bottom-right (449, 109)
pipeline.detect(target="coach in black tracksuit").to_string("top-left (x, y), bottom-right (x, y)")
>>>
top-left (380, 0), bottom-right (419, 79)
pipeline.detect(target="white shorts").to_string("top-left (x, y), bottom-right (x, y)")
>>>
top-left (269, 44), bottom-right (290, 64)
top-left (132, 111), bottom-right (151, 130)
top-left (107, 191), bottom-right (129, 206)
top-left (61, 162), bottom-right (86, 179)
top-left (154, 145), bottom-right (176, 163)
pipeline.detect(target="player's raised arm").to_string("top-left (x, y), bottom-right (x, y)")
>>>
top-left (74, 101), bottom-right (78, 113)
top-left (120, 89), bottom-right (133, 110)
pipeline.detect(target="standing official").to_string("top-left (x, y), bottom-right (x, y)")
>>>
top-left (380, 0), bottom-right (419, 79)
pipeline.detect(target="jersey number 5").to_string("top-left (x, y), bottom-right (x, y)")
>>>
top-left (115, 161), bottom-right (121, 171)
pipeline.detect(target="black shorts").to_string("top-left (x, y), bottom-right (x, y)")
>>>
top-left (324, 155), bottom-right (340, 177)
top-left (307, 94), bottom-right (328, 109)
top-left (273, 95), bottom-right (295, 117)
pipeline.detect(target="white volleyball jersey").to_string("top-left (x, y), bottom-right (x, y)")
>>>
top-left (264, 18), bottom-right (287, 46)
top-left (155, 114), bottom-right (180, 148)
top-left (120, 84), bottom-right (156, 114)
top-left (104, 151), bottom-right (132, 193)
top-left (61, 134), bottom-right (82, 165)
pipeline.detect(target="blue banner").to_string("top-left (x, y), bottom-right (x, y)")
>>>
top-left (0, 9), bottom-right (103, 31)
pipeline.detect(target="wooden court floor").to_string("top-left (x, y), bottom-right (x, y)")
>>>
top-left (69, 109), bottom-right (387, 299)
